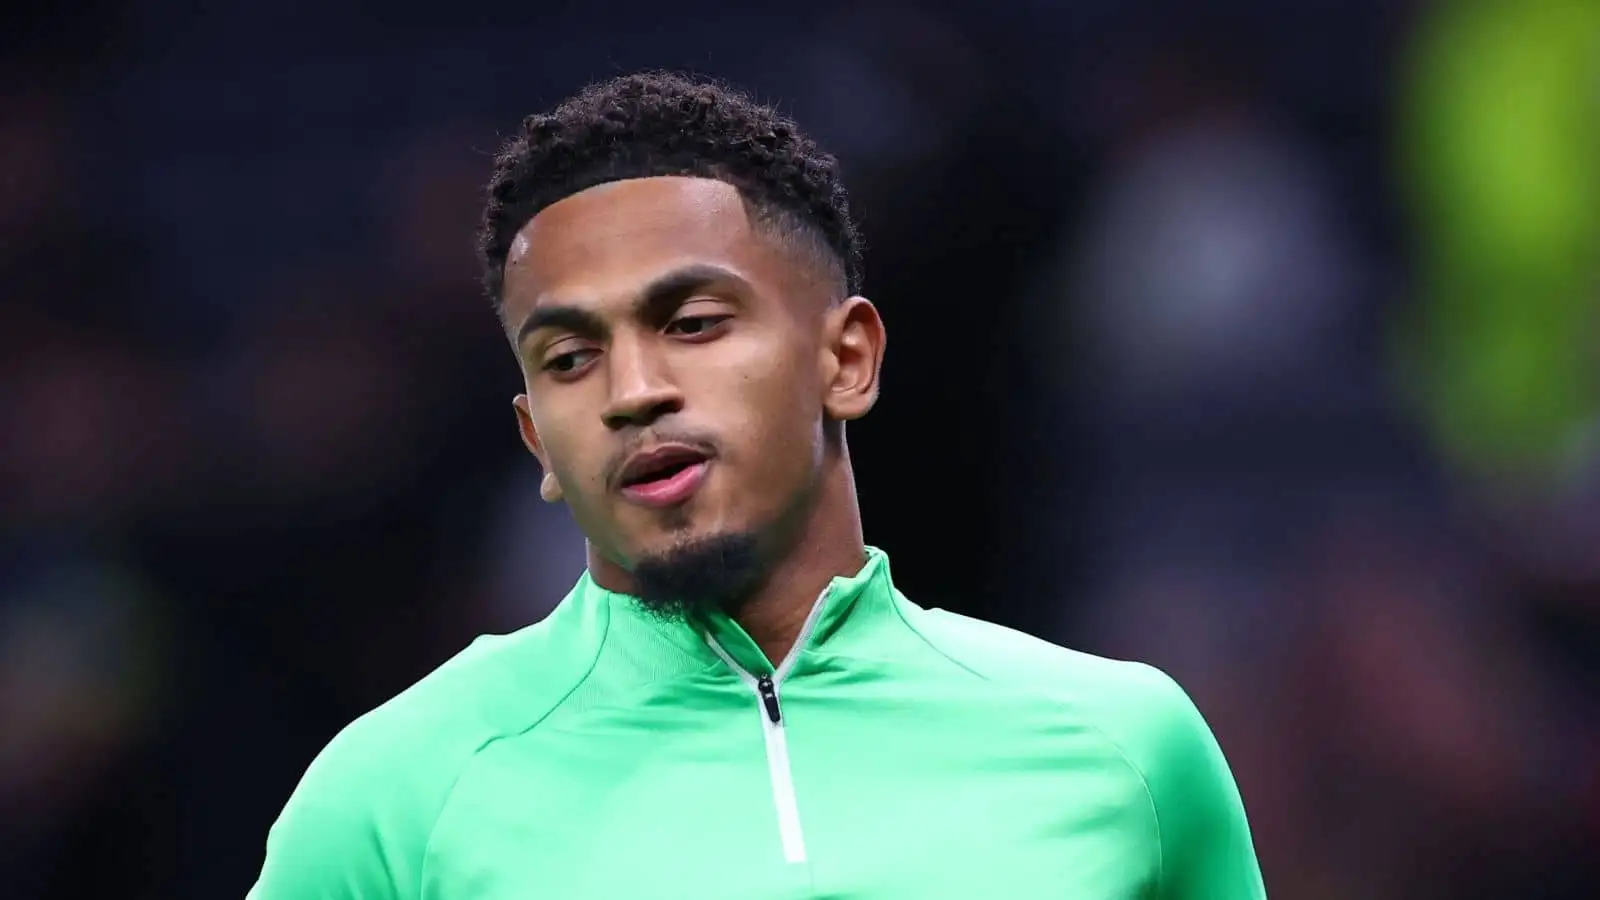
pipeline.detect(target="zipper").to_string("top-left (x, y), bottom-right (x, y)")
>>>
top-left (705, 587), bottom-right (831, 865)
top-left (757, 674), bottom-right (783, 723)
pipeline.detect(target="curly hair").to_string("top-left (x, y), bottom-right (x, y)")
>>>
top-left (477, 71), bottom-right (862, 315)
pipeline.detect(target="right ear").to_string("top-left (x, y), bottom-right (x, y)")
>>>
top-left (513, 394), bottom-right (563, 503)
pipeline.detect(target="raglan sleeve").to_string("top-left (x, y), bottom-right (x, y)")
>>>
top-left (247, 721), bottom-right (422, 900)
top-left (1131, 665), bottom-right (1267, 900)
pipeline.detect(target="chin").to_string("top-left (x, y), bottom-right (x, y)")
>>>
top-left (628, 529), bottom-right (767, 620)
top-left (637, 498), bottom-right (745, 543)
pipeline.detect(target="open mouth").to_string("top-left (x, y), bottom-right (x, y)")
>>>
top-left (617, 445), bottom-right (712, 507)
top-left (621, 455), bottom-right (702, 488)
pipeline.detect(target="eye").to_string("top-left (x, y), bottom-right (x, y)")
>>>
top-left (543, 347), bottom-right (598, 377)
top-left (665, 313), bottom-right (732, 339)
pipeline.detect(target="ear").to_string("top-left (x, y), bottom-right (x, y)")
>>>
top-left (513, 394), bottom-right (563, 503)
top-left (820, 296), bottom-right (886, 423)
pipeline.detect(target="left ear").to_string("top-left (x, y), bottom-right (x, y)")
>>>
top-left (820, 296), bottom-right (886, 422)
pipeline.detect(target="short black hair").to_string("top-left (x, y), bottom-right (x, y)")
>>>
top-left (477, 71), bottom-right (863, 315)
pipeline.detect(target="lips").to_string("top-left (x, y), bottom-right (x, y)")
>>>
top-left (618, 445), bottom-right (710, 488)
top-left (615, 444), bottom-right (713, 508)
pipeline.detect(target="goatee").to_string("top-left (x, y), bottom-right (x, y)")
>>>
top-left (630, 531), bottom-right (767, 620)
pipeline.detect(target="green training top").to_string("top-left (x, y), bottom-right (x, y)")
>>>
top-left (249, 547), bottom-right (1266, 898)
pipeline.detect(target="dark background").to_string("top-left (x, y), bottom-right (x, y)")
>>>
top-left (3, 1), bottom-right (1598, 897)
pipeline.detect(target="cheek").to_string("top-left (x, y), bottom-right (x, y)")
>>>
top-left (714, 352), bottom-right (824, 481)
top-left (529, 408), bottom-right (604, 496)
top-left (544, 436), bottom-right (618, 542)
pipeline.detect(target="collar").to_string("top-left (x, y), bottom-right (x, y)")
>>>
top-left (575, 546), bottom-right (897, 676)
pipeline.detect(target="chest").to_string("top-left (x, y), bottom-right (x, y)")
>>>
top-left (423, 678), bottom-right (1157, 899)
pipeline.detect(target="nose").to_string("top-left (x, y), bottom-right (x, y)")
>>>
top-left (600, 337), bottom-right (683, 430)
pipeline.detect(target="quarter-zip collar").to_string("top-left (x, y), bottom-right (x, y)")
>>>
top-left (695, 545), bottom-right (892, 676)
top-left (576, 546), bottom-right (895, 678)
top-left (540, 549), bottom-right (899, 869)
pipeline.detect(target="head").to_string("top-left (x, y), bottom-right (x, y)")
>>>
top-left (478, 72), bottom-right (885, 619)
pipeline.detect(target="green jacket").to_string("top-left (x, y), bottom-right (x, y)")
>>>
top-left (250, 547), bottom-right (1266, 898)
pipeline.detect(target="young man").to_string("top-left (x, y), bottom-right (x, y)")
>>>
top-left (249, 72), bottom-right (1267, 899)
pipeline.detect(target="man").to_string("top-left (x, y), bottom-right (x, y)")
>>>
top-left (249, 72), bottom-right (1266, 899)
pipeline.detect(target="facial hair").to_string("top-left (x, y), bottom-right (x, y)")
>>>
top-left (629, 530), bottom-right (767, 621)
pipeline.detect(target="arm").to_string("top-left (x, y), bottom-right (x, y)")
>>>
top-left (1135, 667), bottom-right (1267, 899)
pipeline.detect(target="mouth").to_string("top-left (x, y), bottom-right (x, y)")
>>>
top-left (617, 445), bottom-right (712, 508)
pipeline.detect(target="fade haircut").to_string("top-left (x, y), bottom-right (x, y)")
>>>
top-left (477, 71), bottom-right (863, 316)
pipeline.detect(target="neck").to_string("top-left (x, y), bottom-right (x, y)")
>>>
top-left (588, 449), bottom-right (866, 667)
top-left (735, 470), bottom-right (866, 664)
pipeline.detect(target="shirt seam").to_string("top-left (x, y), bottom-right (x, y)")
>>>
top-left (549, 657), bottom-right (731, 716)
top-left (889, 601), bottom-right (1166, 894)
top-left (415, 602), bottom-right (613, 898)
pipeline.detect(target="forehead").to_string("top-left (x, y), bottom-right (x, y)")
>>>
top-left (503, 176), bottom-right (771, 317)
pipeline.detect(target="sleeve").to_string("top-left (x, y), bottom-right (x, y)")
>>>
top-left (1133, 666), bottom-right (1267, 900)
top-left (246, 726), bottom-right (422, 900)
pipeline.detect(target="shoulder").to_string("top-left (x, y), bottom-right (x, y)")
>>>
top-left (899, 605), bottom-right (1264, 897)
top-left (902, 605), bottom-right (1210, 762)
top-left (302, 600), bottom-right (606, 811)
top-left (904, 605), bottom-right (1180, 705)
top-left (252, 597), bottom-right (607, 898)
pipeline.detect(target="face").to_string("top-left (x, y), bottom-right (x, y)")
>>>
top-left (504, 177), bottom-right (882, 591)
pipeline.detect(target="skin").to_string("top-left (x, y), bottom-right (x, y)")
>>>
top-left (503, 176), bottom-right (886, 663)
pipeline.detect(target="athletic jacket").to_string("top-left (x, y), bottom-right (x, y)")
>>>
top-left (249, 547), bottom-right (1266, 898)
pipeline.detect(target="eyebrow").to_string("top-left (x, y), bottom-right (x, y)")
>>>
top-left (514, 263), bottom-right (746, 346)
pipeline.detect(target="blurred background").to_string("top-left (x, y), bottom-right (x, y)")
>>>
top-left (2, 0), bottom-right (1597, 897)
